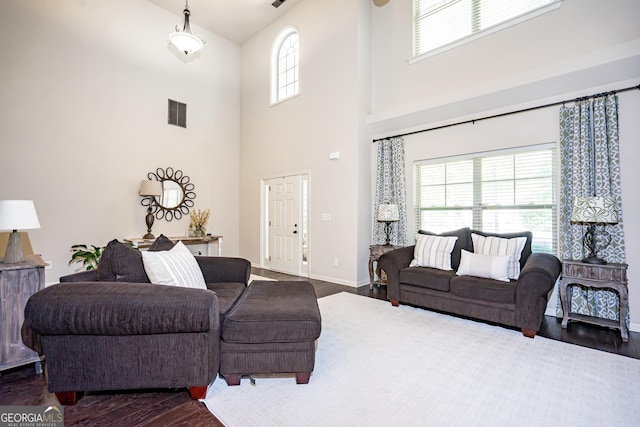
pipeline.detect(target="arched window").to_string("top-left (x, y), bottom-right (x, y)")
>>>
top-left (271, 27), bottom-right (300, 104)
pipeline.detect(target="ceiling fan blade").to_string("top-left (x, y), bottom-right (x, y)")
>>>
top-left (373, 0), bottom-right (390, 6)
top-left (272, 0), bottom-right (287, 8)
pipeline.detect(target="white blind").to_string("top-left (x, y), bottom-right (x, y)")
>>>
top-left (415, 145), bottom-right (556, 254)
top-left (414, 0), bottom-right (558, 57)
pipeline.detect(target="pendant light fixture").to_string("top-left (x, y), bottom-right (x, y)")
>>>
top-left (168, 1), bottom-right (204, 55)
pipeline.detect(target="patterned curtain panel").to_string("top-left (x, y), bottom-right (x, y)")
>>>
top-left (558, 94), bottom-right (627, 322)
top-left (373, 137), bottom-right (407, 247)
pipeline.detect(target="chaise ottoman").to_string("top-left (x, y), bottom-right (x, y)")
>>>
top-left (219, 280), bottom-right (322, 385)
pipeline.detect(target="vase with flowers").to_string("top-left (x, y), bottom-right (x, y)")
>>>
top-left (189, 209), bottom-right (210, 237)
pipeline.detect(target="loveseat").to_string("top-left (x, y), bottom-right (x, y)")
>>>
top-left (24, 235), bottom-right (251, 405)
top-left (379, 228), bottom-right (561, 338)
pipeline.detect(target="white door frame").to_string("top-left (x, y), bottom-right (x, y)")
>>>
top-left (260, 171), bottom-right (309, 276)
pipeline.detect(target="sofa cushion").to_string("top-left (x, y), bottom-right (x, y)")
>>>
top-left (96, 239), bottom-right (150, 283)
top-left (471, 230), bottom-right (532, 272)
top-left (456, 250), bottom-right (510, 282)
top-left (449, 275), bottom-right (517, 304)
top-left (418, 227), bottom-right (471, 270)
top-left (399, 266), bottom-right (455, 292)
top-left (411, 234), bottom-right (458, 270)
top-left (141, 241), bottom-right (207, 289)
top-left (471, 233), bottom-right (527, 280)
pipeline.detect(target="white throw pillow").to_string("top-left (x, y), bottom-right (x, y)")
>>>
top-left (411, 234), bottom-right (458, 270)
top-left (141, 241), bottom-right (206, 289)
top-left (471, 233), bottom-right (527, 280)
top-left (456, 250), bottom-right (510, 282)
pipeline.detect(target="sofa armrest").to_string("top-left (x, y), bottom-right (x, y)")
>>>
top-left (25, 282), bottom-right (220, 336)
top-left (515, 252), bottom-right (562, 332)
top-left (196, 256), bottom-right (251, 285)
top-left (378, 246), bottom-right (415, 304)
top-left (60, 269), bottom-right (98, 282)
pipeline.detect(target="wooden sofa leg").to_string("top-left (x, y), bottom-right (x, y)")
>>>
top-left (223, 374), bottom-right (241, 386)
top-left (55, 391), bottom-right (78, 405)
top-left (296, 372), bottom-right (311, 384)
top-left (390, 299), bottom-right (399, 307)
top-left (522, 328), bottom-right (536, 338)
top-left (189, 386), bottom-right (207, 399)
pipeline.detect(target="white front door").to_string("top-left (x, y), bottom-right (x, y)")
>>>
top-left (265, 175), bottom-right (301, 275)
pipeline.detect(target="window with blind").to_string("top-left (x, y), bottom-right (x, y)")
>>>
top-left (415, 145), bottom-right (556, 254)
top-left (413, 0), bottom-right (561, 59)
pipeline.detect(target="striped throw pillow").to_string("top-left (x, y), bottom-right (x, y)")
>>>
top-left (471, 233), bottom-right (527, 280)
top-left (141, 241), bottom-right (206, 289)
top-left (411, 234), bottom-right (458, 270)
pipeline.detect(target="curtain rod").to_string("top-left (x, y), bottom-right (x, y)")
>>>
top-left (372, 84), bottom-right (640, 143)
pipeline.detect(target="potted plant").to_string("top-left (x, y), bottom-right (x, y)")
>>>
top-left (69, 244), bottom-right (104, 271)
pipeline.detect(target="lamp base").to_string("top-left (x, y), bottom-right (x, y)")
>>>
top-left (3, 230), bottom-right (25, 264)
top-left (581, 255), bottom-right (607, 265)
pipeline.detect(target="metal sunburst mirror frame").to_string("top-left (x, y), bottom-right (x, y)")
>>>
top-left (141, 167), bottom-right (196, 221)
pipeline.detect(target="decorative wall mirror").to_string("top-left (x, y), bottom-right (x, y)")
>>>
top-left (142, 167), bottom-right (196, 221)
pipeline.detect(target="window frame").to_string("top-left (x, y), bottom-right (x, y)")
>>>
top-left (414, 143), bottom-right (557, 254)
top-left (270, 26), bottom-right (300, 105)
top-left (410, 0), bottom-right (562, 63)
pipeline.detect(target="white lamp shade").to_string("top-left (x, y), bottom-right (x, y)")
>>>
top-left (378, 204), bottom-right (399, 222)
top-left (0, 200), bottom-right (41, 231)
top-left (139, 180), bottom-right (163, 197)
top-left (571, 196), bottom-right (619, 224)
top-left (169, 32), bottom-right (204, 55)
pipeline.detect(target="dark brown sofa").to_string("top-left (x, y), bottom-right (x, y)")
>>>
top-left (379, 228), bottom-right (561, 338)
top-left (24, 237), bottom-right (250, 405)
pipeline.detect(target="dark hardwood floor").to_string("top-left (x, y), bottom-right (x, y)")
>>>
top-left (1, 268), bottom-right (638, 426)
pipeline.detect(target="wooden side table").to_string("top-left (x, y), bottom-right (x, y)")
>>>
top-left (369, 244), bottom-right (402, 289)
top-left (125, 235), bottom-right (223, 256)
top-left (0, 255), bottom-right (45, 375)
top-left (560, 259), bottom-right (629, 342)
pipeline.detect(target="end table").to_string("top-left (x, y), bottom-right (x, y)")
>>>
top-left (369, 244), bottom-right (402, 289)
top-left (0, 255), bottom-right (45, 374)
top-left (560, 259), bottom-right (629, 342)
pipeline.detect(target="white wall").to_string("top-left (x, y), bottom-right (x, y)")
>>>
top-left (239, 0), bottom-right (372, 286)
top-left (0, 0), bottom-right (241, 282)
top-left (368, 0), bottom-right (640, 329)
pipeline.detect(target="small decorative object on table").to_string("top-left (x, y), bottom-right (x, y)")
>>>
top-left (377, 204), bottom-right (399, 246)
top-left (570, 196), bottom-right (618, 264)
top-left (190, 209), bottom-right (210, 237)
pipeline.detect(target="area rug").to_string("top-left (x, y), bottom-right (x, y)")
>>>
top-left (203, 292), bottom-right (640, 426)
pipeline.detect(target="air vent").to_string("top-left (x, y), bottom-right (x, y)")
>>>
top-left (168, 99), bottom-right (187, 128)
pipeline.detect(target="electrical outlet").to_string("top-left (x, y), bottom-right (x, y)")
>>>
top-left (45, 260), bottom-right (53, 270)
top-left (333, 258), bottom-right (339, 267)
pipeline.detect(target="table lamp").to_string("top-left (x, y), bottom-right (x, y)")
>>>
top-left (0, 200), bottom-right (41, 264)
top-left (378, 204), bottom-right (399, 246)
top-left (139, 180), bottom-right (163, 239)
top-left (571, 196), bottom-right (618, 264)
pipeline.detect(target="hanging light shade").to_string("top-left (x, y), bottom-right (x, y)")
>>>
top-left (168, 1), bottom-right (204, 55)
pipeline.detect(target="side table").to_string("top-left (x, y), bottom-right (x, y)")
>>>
top-left (560, 259), bottom-right (629, 342)
top-left (125, 235), bottom-right (223, 256)
top-left (369, 244), bottom-right (402, 289)
top-left (0, 255), bottom-right (45, 375)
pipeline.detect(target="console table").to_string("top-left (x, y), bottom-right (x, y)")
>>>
top-left (369, 244), bottom-right (402, 289)
top-left (560, 259), bottom-right (629, 342)
top-left (125, 235), bottom-right (223, 256)
top-left (0, 255), bottom-right (45, 375)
